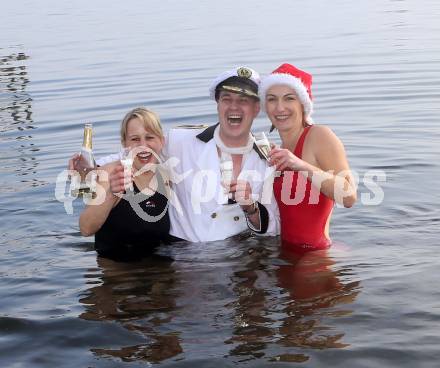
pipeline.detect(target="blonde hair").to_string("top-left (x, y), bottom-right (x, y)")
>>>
top-left (120, 107), bottom-right (164, 144)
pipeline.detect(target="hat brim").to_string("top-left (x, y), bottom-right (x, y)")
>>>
top-left (218, 85), bottom-right (259, 99)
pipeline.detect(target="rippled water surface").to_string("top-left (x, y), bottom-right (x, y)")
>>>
top-left (1, 0), bottom-right (440, 366)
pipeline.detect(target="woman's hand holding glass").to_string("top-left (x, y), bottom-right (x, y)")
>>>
top-left (108, 165), bottom-right (129, 194)
top-left (268, 147), bottom-right (306, 172)
top-left (107, 148), bottom-right (135, 194)
top-left (120, 147), bottom-right (135, 192)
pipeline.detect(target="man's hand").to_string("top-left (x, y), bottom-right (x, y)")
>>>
top-left (228, 179), bottom-right (254, 207)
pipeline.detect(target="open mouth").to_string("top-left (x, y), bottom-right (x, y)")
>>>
top-left (227, 114), bottom-right (243, 125)
top-left (136, 151), bottom-right (153, 161)
top-left (274, 114), bottom-right (289, 122)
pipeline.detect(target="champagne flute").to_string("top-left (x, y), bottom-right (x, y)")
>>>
top-left (219, 151), bottom-right (233, 204)
top-left (253, 131), bottom-right (271, 161)
top-left (120, 147), bottom-right (134, 192)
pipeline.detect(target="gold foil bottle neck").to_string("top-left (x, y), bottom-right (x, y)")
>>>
top-left (82, 123), bottom-right (93, 150)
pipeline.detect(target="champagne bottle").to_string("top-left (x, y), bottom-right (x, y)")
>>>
top-left (77, 123), bottom-right (97, 195)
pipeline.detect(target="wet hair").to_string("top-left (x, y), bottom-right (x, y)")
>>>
top-left (120, 107), bottom-right (164, 144)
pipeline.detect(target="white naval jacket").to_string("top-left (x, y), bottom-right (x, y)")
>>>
top-left (96, 124), bottom-right (280, 242)
top-left (163, 124), bottom-right (279, 242)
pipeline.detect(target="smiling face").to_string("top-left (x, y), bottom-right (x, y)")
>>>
top-left (265, 85), bottom-right (304, 133)
top-left (217, 91), bottom-right (260, 146)
top-left (123, 117), bottom-right (164, 170)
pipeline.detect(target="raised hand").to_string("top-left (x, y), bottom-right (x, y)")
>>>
top-left (228, 179), bottom-right (254, 207)
top-left (268, 147), bottom-right (306, 172)
top-left (109, 163), bottom-right (133, 194)
top-left (68, 153), bottom-right (81, 171)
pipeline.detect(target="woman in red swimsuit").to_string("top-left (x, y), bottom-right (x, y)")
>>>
top-left (259, 63), bottom-right (357, 253)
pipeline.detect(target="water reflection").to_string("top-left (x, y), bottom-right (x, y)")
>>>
top-left (0, 51), bottom-right (33, 132)
top-left (78, 240), bottom-right (361, 365)
top-left (226, 244), bottom-right (361, 363)
top-left (0, 50), bottom-right (42, 192)
top-left (79, 255), bottom-right (183, 363)
top-left (275, 250), bottom-right (360, 351)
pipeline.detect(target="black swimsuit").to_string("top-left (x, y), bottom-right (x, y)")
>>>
top-left (95, 183), bottom-right (170, 261)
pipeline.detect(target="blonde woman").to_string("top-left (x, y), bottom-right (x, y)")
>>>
top-left (77, 107), bottom-right (170, 261)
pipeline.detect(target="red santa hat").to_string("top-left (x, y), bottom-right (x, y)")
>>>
top-left (259, 63), bottom-right (314, 123)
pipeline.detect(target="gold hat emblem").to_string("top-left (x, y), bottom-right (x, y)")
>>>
top-left (237, 67), bottom-right (252, 79)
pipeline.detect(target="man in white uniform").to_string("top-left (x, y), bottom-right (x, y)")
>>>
top-left (85, 66), bottom-right (279, 242)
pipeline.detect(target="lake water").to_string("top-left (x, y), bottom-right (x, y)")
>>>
top-left (1, 0), bottom-right (440, 366)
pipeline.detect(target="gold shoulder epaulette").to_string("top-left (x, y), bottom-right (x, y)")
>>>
top-left (174, 124), bottom-right (209, 129)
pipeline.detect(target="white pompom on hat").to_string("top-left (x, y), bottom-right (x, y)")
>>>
top-left (259, 63), bottom-right (314, 123)
top-left (209, 66), bottom-right (260, 100)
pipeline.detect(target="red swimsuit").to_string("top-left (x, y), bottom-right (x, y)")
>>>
top-left (273, 126), bottom-right (334, 252)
